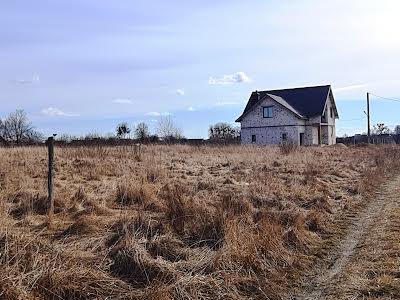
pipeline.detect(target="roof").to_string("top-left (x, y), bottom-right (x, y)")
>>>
top-left (266, 94), bottom-right (307, 119)
top-left (236, 85), bottom-right (336, 122)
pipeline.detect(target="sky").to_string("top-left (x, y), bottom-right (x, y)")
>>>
top-left (1, 0), bottom-right (400, 138)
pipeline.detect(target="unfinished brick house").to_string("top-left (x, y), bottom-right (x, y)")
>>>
top-left (236, 85), bottom-right (339, 145)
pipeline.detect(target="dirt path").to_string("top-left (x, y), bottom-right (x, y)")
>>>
top-left (293, 175), bottom-right (400, 300)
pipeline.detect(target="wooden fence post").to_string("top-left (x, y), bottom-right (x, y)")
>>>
top-left (46, 136), bottom-right (55, 226)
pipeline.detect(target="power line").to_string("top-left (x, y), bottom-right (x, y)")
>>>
top-left (368, 93), bottom-right (400, 103)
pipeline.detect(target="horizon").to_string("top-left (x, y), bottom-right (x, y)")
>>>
top-left (1, 1), bottom-right (400, 138)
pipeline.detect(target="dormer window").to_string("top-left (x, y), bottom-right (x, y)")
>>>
top-left (263, 106), bottom-right (273, 118)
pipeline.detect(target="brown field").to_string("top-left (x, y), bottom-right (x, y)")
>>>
top-left (0, 144), bottom-right (399, 300)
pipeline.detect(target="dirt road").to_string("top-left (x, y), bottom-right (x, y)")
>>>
top-left (294, 175), bottom-right (400, 299)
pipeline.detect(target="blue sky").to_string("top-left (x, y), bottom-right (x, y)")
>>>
top-left (1, 0), bottom-right (400, 138)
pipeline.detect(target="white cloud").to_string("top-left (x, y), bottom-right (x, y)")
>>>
top-left (112, 98), bottom-right (132, 104)
top-left (13, 74), bottom-right (40, 85)
top-left (41, 107), bottom-right (79, 117)
top-left (146, 111), bottom-right (171, 116)
top-left (208, 72), bottom-right (251, 85)
top-left (334, 84), bottom-right (367, 93)
top-left (187, 106), bottom-right (195, 111)
top-left (215, 101), bottom-right (241, 106)
top-left (176, 89), bottom-right (185, 96)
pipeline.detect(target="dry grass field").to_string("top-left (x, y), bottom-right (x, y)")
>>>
top-left (0, 144), bottom-right (399, 300)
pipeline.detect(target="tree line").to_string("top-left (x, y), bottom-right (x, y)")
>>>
top-left (3, 109), bottom-right (400, 145)
top-left (115, 118), bottom-right (240, 142)
top-left (0, 110), bottom-right (241, 145)
top-left (115, 116), bottom-right (184, 142)
top-left (4, 109), bottom-right (400, 146)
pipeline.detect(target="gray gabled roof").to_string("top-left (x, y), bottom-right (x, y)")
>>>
top-left (236, 85), bottom-right (338, 122)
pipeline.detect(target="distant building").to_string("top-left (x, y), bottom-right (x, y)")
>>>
top-left (236, 85), bottom-right (339, 145)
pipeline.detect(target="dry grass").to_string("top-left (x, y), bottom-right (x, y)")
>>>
top-left (0, 144), bottom-right (399, 299)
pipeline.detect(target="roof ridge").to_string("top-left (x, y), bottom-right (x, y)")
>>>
top-left (255, 84), bottom-right (331, 93)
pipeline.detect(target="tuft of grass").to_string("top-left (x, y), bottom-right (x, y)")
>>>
top-left (9, 191), bottom-right (64, 218)
top-left (279, 140), bottom-right (298, 155)
top-left (162, 184), bottom-right (187, 235)
top-left (116, 180), bottom-right (154, 206)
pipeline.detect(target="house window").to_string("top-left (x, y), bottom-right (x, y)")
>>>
top-left (263, 106), bottom-right (273, 118)
top-left (282, 133), bottom-right (287, 141)
top-left (251, 134), bottom-right (256, 143)
top-left (330, 107), bottom-right (333, 118)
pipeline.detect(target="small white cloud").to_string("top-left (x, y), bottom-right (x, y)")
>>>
top-left (112, 98), bottom-right (132, 104)
top-left (187, 106), bottom-right (195, 111)
top-left (334, 84), bottom-right (367, 93)
top-left (176, 89), bottom-right (185, 96)
top-left (146, 111), bottom-right (171, 116)
top-left (208, 72), bottom-right (251, 85)
top-left (13, 74), bottom-right (40, 85)
top-left (41, 107), bottom-right (79, 117)
top-left (215, 101), bottom-right (241, 106)
top-left (146, 112), bottom-right (160, 116)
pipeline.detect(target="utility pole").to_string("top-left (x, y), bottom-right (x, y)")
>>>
top-left (367, 92), bottom-right (371, 143)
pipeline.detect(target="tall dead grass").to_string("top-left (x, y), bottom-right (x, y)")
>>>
top-left (0, 144), bottom-right (399, 299)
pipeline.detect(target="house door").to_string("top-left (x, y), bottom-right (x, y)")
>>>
top-left (299, 133), bottom-right (304, 146)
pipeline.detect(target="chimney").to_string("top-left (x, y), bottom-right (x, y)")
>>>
top-left (255, 90), bottom-right (260, 101)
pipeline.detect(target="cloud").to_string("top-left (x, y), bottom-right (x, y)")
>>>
top-left (334, 84), bottom-right (367, 93)
top-left (176, 89), bottom-right (185, 96)
top-left (41, 107), bottom-right (79, 117)
top-left (13, 74), bottom-right (40, 85)
top-left (112, 98), bottom-right (132, 104)
top-left (187, 106), bottom-right (195, 111)
top-left (215, 101), bottom-right (241, 106)
top-left (146, 111), bottom-right (171, 116)
top-left (208, 72), bottom-right (251, 85)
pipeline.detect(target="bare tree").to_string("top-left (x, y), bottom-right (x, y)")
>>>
top-left (0, 119), bottom-right (5, 139)
top-left (134, 122), bottom-right (150, 142)
top-left (24, 130), bottom-right (44, 144)
top-left (209, 122), bottom-right (240, 141)
top-left (0, 110), bottom-right (42, 144)
top-left (394, 125), bottom-right (400, 135)
top-left (393, 125), bottom-right (400, 144)
top-left (116, 122), bottom-right (131, 139)
top-left (372, 123), bottom-right (390, 136)
top-left (157, 116), bottom-right (183, 141)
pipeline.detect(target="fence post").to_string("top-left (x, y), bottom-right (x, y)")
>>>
top-left (46, 136), bottom-right (55, 226)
